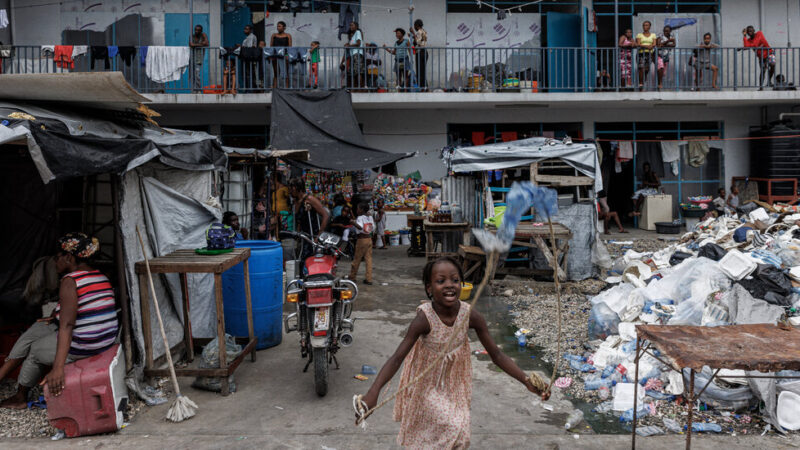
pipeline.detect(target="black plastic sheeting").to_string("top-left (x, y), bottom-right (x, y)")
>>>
top-left (29, 127), bottom-right (227, 181)
top-left (269, 89), bottom-right (413, 171)
top-left (0, 151), bottom-right (61, 325)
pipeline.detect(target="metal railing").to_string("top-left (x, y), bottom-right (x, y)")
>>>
top-left (0, 45), bottom-right (797, 94)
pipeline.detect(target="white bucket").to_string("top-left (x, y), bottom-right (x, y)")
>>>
top-left (389, 234), bottom-right (400, 246)
top-left (400, 233), bottom-right (410, 245)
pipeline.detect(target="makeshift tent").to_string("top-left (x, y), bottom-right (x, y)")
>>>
top-left (0, 101), bottom-right (233, 367)
top-left (269, 89), bottom-right (414, 171)
top-left (446, 137), bottom-right (603, 281)
top-left (447, 137), bottom-right (604, 193)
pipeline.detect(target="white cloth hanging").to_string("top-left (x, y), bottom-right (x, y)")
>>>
top-left (659, 140), bottom-right (685, 163)
top-left (0, 10), bottom-right (9, 29)
top-left (145, 46), bottom-right (190, 83)
top-left (72, 46), bottom-right (88, 58)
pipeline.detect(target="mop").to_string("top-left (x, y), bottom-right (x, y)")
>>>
top-left (136, 227), bottom-right (198, 422)
top-left (354, 182), bottom-right (561, 427)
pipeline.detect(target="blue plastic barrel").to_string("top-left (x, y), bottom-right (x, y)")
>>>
top-left (222, 240), bottom-right (283, 350)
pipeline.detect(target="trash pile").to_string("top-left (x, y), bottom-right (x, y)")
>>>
top-left (574, 204), bottom-right (800, 434)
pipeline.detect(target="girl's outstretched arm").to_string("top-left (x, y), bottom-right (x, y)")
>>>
top-left (360, 310), bottom-right (430, 411)
top-left (470, 308), bottom-right (549, 400)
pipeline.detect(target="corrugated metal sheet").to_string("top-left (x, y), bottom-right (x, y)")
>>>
top-left (441, 175), bottom-right (481, 227)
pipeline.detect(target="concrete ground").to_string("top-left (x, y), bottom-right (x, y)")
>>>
top-left (3, 246), bottom-right (796, 449)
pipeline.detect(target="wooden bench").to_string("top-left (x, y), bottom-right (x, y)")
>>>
top-left (458, 245), bottom-right (486, 282)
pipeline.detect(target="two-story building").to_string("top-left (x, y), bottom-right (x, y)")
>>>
top-left (1, 0), bottom-right (799, 219)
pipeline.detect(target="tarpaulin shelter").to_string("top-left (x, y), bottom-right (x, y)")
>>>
top-left (447, 137), bottom-right (604, 193)
top-left (0, 92), bottom-right (255, 370)
top-left (269, 89), bottom-right (414, 171)
top-left (445, 137), bottom-right (604, 280)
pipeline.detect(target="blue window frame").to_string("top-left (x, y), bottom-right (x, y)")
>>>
top-left (446, 1), bottom-right (579, 13)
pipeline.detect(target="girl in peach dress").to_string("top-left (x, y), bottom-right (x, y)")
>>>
top-left (360, 257), bottom-right (547, 449)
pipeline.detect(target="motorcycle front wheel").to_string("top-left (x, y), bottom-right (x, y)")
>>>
top-left (313, 347), bottom-right (328, 397)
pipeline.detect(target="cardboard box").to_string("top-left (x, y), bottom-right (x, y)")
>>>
top-left (639, 194), bottom-right (672, 230)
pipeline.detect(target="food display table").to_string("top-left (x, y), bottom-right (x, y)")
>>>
top-left (135, 248), bottom-right (257, 395)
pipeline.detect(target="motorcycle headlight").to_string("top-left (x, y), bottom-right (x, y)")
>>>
top-left (340, 289), bottom-right (354, 300)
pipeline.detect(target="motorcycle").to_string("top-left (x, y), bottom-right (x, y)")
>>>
top-left (280, 230), bottom-right (358, 397)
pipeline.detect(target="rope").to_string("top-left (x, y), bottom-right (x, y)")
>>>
top-left (354, 217), bottom-right (565, 426)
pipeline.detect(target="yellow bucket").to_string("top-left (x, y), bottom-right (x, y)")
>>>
top-left (459, 282), bottom-right (473, 300)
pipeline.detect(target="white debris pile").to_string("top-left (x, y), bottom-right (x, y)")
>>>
top-left (574, 205), bottom-right (800, 433)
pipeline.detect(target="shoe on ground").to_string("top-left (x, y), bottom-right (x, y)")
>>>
top-left (362, 280), bottom-right (373, 285)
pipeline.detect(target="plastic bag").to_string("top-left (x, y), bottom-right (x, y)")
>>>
top-left (698, 243), bottom-right (726, 261)
top-left (592, 234), bottom-right (613, 271)
top-left (683, 367), bottom-right (755, 411)
top-left (737, 264), bottom-right (793, 306)
top-left (669, 251), bottom-right (693, 266)
top-left (668, 296), bottom-right (705, 325)
top-left (192, 334), bottom-right (242, 393)
top-left (588, 302), bottom-right (620, 340)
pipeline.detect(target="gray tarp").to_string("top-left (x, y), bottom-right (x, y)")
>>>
top-left (448, 137), bottom-right (603, 193)
top-left (532, 202), bottom-right (597, 281)
top-left (120, 166), bottom-right (221, 363)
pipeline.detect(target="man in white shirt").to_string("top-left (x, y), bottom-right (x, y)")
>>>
top-left (349, 202), bottom-right (374, 285)
top-left (345, 21), bottom-right (364, 89)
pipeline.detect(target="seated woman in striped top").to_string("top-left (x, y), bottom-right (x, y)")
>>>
top-left (0, 233), bottom-right (118, 408)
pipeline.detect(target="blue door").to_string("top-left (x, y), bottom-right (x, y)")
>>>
top-left (546, 12), bottom-right (582, 92)
top-left (584, 7), bottom-right (598, 92)
top-left (164, 13), bottom-right (210, 93)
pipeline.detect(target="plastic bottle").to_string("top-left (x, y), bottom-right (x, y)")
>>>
top-left (517, 334), bottom-right (527, 347)
top-left (620, 405), bottom-right (650, 422)
top-left (563, 354), bottom-right (585, 363)
top-left (691, 422), bottom-right (722, 433)
top-left (662, 417), bottom-right (682, 434)
top-left (584, 378), bottom-right (615, 391)
top-left (598, 386), bottom-right (610, 400)
top-left (564, 409), bottom-right (584, 430)
top-left (601, 365), bottom-right (615, 379)
top-left (635, 426), bottom-right (665, 437)
top-left (593, 400), bottom-right (613, 413)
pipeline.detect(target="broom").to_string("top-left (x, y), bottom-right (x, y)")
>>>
top-left (136, 226), bottom-right (198, 422)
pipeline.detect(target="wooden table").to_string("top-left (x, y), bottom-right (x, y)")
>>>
top-left (135, 248), bottom-right (257, 395)
top-left (490, 222), bottom-right (572, 280)
top-left (423, 221), bottom-right (471, 260)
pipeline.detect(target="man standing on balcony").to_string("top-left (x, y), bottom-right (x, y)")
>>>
top-left (240, 24), bottom-right (259, 90)
top-left (411, 19), bottom-right (428, 91)
top-left (743, 25), bottom-right (775, 90)
top-left (189, 25), bottom-right (209, 93)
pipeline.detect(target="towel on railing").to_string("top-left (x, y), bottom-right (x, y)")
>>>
top-left (145, 46), bottom-right (190, 83)
top-left (108, 46), bottom-right (119, 59)
top-left (54, 45), bottom-right (74, 69)
top-left (0, 9), bottom-right (8, 29)
top-left (72, 46), bottom-right (88, 58)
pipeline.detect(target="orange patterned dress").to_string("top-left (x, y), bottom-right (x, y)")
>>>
top-left (393, 301), bottom-right (472, 449)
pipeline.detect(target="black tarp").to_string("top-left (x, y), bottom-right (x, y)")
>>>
top-left (29, 127), bottom-right (227, 181)
top-left (269, 89), bottom-right (414, 171)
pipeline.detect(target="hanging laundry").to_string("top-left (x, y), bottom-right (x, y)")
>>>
top-left (91, 46), bottom-right (110, 70)
top-left (54, 45), bottom-right (75, 69)
top-left (107, 45), bottom-right (119, 59)
top-left (118, 46), bottom-right (136, 66)
top-left (338, 3), bottom-right (359, 40)
top-left (145, 46), bottom-right (190, 83)
top-left (41, 45), bottom-right (55, 55)
top-left (0, 9), bottom-right (8, 29)
top-left (72, 46), bottom-right (88, 58)
top-left (687, 140), bottom-right (710, 167)
top-left (616, 141), bottom-right (633, 161)
top-left (661, 140), bottom-right (686, 176)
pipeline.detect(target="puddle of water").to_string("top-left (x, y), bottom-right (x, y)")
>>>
top-left (474, 294), bottom-right (628, 435)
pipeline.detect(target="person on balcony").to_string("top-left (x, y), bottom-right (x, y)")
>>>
top-left (344, 21), bottom-right (365, 90)
top-left (743, 26), bottom-right (775, 90)
top-left (618, 29), bottom-right (635, 89)
top-left (189, 25), bottom-right (209, 93)
top-left (694, 32), bottom-right (719, 90)
top-left (270, 21), bottom-right (293, 89)
top-left (384, 28), bottom-right (412, 91)
top-left (411, 19), bottom-right (428, 91)
top-left (239, 24), bottom-right (261, 90)
top-left (656, 25), bottom-right (675, 90)
top-left (635, 21), bottom-right (656, 90)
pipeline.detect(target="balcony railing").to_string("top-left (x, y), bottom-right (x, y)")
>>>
top-left (1, 45), bottom-right (797, 94)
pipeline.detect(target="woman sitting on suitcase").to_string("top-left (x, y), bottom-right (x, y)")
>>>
top-left (0, 233), bottom-right (118, 408)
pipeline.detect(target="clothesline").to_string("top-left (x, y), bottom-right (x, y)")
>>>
top-left (596, 134), bottom-right (800, 143)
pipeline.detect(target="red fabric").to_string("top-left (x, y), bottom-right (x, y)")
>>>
top-left (501, 131), bottom-right (518, 142)
top-left (54, 45), bottom-right (74, 69)
top-left (471, 131), bottom-right (485, 146)
top-left (743, 31), bottom-right (773, 59)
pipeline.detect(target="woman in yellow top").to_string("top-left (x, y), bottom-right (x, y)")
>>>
top-left (636, 21), bottom-right (657, 90)
top-left (268, 178), bottom-right (291, 235)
